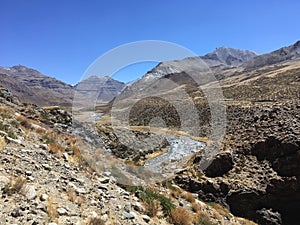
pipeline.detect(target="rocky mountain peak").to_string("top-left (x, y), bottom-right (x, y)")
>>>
top-left (203, 46), bottom-right (257, 66)
top-left (75, 75), bottom-right (126, 103)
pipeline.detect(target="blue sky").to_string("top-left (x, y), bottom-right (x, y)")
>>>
top-left (1, 0), bottom-right (300, 84)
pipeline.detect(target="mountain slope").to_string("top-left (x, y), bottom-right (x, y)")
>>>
top-left (97, 40), bottom-right (300, 225)
top-left (244, 40), bottom-right (300, 69)
top-left (0, 65), bottom-right (74, 107)
top-left (74, 75), bottom-right (125, 103)
top-left (0, 66), bottom-right (126, 107)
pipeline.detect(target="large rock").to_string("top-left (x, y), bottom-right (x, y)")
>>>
top-left (203, 151), bottom-right (233, 177)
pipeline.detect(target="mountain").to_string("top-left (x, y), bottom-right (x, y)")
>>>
top-left (99, 40), bottom-right (300, 225)
top-left (0, 66), bottom-right (126, 107)
top-left (201, 46), bottom-right (257, 68)
top-left (244, 40), bottom-right (300, 69)
top-left (0, 65), bottom-right (74, 107)
top-left (133, 46), bottom-right (257, 82)
top-left (74, 75), bottom-right (125, 103)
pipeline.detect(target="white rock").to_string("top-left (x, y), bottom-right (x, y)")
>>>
top-left (57, 207), bottom-right (68, 215)
top-left (90, 211), bottom-right (98, 217)
top-left (133, 202), bottom-right (145, 212)
top-left (101, 214), bottom-right (109, 222)
top-left (98, 177), bottom-right (110, 184)
top-left (62, 152), bottom-right (69, 162)
top-left (0, 176), bottom-right (9, 189)
top-left (40, 193), bottom-right (49, 201)
top-left (5, 136), bottom-right (22, 145)
top-left (142, 214), bottom-right (151, 222)
top-left (75, 187), bottom-right (87, 194)
top-left (25, 185), bottom-right (37, 200)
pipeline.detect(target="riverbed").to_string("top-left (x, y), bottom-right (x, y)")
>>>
top-left (144, 136), bottom-right (206, 172)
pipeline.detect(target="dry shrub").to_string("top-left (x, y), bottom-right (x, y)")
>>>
top-left (190, 202), bottom-right (201, 213)
top-left (170, 207), bottom-right (194, 225)
top-left (198, 210), bottom-right (215, 225)
top-left (181, 191), bottom-right (196, 203)
top-left (145, 199), bottom-right (161, 217)
top-left (47, 197), bottom-right (58, 222)
top-left (16, 115), bottom-right (31, 129)
top-left (86, 217), bottom-right (105, 225)
top-left (67, 187), bottom-right (85, 206)
top-left (13, 176), bottom-right (27, 192)
top-left (212, 203), bottom-right (230, 218)
top-left (3, 175), bottom-right (27, 195)
top-left (170, 189), bottom-right (181, 199)
top-left (0, 136), bottom-right (6, 151)
top-left (48, 142), bottom-right (64, 154)
top-left (0, 107), bottom-right (12, 119)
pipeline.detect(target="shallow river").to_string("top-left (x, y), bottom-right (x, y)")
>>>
top-left (144, 136), bottom-right (205, 172)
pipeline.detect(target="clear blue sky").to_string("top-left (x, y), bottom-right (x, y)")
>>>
top-left (1, 0), bottom-right (300, 84)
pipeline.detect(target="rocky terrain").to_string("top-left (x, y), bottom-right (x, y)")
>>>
top-left (1, 40), bottom-right (299, 225)
top-left (74, 75), bottom-right (125, 104)
top-left (0, 66), bottom-right (74, 107)
top-left (96, 41), bottom-right (300, 225)
top-left (0, 88), bottom-right (256, 224)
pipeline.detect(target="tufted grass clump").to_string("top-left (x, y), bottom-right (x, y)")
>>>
top-left (126, 185), bottom-right (175, 217)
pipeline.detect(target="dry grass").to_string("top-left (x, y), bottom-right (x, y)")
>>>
top-left (181, 191), bottom-right (196, 203)
top-left (145, 199), bottom-right (161, 217)
top-left (0, 107), bottom-right (13, 119)
top-left (48, 142), bottom-right (64, 154)
top-left (170, 207), bottom-right (195, 225)
top-left (47, 197), bottom-right (58, 222)
top-left (197, 210), bottom-right (216, 225)
top-left (67, 187), bottom-right (85, 206)
top-left (0, 136), bottom-right (6, 151)
top-left (16, 115), bottom-right (32, 129)
top-left (211, 203), bottom-right (231, 218)
top-left (2, 175), bottom-right (27, 196)
top-left (190, 201), bottom-right (201, 213)
top-left (85, 217), bottom-right (105, 225)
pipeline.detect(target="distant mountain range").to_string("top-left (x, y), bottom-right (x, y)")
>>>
top-left (1, 40), bottom-right (300, 107)
top-left (0, 66), bottom-right (125, 107)
top-left (0, 65), bottom-right (74, 106)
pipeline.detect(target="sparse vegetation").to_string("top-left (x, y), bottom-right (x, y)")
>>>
top-left (0, 136), bottom-right (6, 151)
top-left (16, 115), bottom-right (32, 129)
top-left (181, 191), bottom-right (196, 203)
top-left (170, 207), bottom-right (195, 225)
top-left (0, 121), bottom-right (18, 139)
top-left (47, 197), bottom-right (58, 222)
top-left (0, 107), bottom-right (13, 119)
top-left (2, 175), bottom-right (27, 196)
top-left (126, 185), bottom-right (175, 216)
top-left (85, 217), bottom-right (105, 225)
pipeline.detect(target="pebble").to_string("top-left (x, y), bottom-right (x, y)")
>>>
top-left (122, 211), bottom-right (135, 220)
top-left (75, 187), bottom-right (87, 194)
top-left (98, 177), bottom-right (110, 184)
top-left (25, 185), bottom-right (37, 200)
top-left (57, 207), bottom-right (68, 215)
top-left (40, 193), bottom-right (49, 201)
top-left (142, 214), bottom-right (151, 222)
top-left (133, 202), bottom-right (145, 212)
top-left (124, 203), bottom-right (131, 213)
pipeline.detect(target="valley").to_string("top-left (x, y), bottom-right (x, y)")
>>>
top-left (0, 40), bottom-right (299, 225)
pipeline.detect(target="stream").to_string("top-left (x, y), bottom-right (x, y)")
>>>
top-left (144, 136), bottom-right (206, 172)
